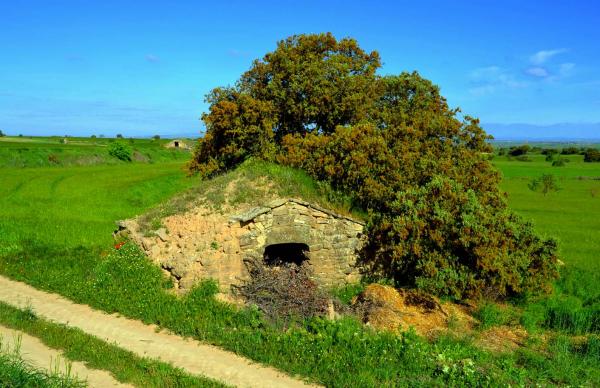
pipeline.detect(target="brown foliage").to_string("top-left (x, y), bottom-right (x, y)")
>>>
top-left (233, 258), bottom-right (329, 323)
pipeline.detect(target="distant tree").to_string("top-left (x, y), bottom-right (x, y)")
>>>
top-left (152, 135), bottom-right (160, 140)
top-left (0, 129), bottom-right (5, 137)
top-left (116, 134), bottom-right (123, 139)
top-left (99, 134), bottom-right (105, 138)
top-left (561, 146), bottom-right (579, 155)
top-left (529, 174), bottom-right (561, 196)
top-left (541, 148), bottom-right (558, 156)
top-left (583, 148), bottom-right (600, 162)
top-left (91, 134), bottom-right (97, 139)
top-left (508, 145), bottom-right (530, 156)
top-left (497, 148), bottom-right (506, 156)
top-left (18, 134), bottom-right (23, 137)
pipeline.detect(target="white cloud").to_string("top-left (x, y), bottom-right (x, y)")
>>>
top-left (529, 48), bottom-right (567, 65)
top-left (526, 67), bottom-right (549, 77)
top-left (469, 66), bottom-right (528, 95)
top-left (145, 54), bottom-right (160, 63)
top-left (559, 62), bottom-right (575, 76)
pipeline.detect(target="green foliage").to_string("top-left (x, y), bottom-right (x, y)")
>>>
top-left (0, 352), bottom-right (85, 388)
top-left (116, 133), bottom-right (123, 138)
top-left (361, 177), bottom-right (558, 299)
top-left (552, 158), bottom-right (568, 166)
top-left (584, 148), bottom-right (600, 162)
top-left (0, 130), bottom-right (5, 137)
top-left (0, 303), bottom-right (223, 387)
top-left (508, 145), bottom-right (530, 156)
top-left (561, 146), bottom-right (580, 155)
top-left (189, 33), bottom-right (559, 300)
top-left (475, 303), bottom-right (517, 329)
top-left (152, 135), bottom-right (160, 140)
top-left (107, 141), bottom-right (132, 161)
top-left (528, 174), bottom-right (561, 196)
top-left (189, 32), bottom-right (380, 176)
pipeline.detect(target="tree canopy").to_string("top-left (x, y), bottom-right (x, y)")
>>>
top-left (189, 33), bottom-right (559, 300)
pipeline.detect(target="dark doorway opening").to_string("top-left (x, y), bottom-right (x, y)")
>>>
top-left (264, 243), bottom-right (309, 266)
top-left (174, 141), bottom-right (179, 147)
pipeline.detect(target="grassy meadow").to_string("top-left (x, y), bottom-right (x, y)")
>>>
top-left (494, 153), bottom-right (600, 271)
top-left (0, 136), bottom-right (599, 386)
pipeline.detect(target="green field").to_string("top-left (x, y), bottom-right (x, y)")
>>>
top-left (493, 154), bottom-right (600, 271)
top-left (0, 136), bottom-right (192, 168)
top-left (0, 137), bottom-right (599, 386)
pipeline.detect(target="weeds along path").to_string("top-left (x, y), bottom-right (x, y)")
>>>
top-left (0, 325), bottom-right (130, 387)
top-left (0, 276), bottom-right (318, 388)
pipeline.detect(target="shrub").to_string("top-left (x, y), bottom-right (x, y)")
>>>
top-left (153, 135), bottom-right (160, 140)
top-left (552, 158), bottom-right (569, 167)
top-left (0, 130), bottom-right (5, 137)
top-left (360, 176), bottom-right (558, 299)
top-left (584, 149), bottom-right (600, 162)
top-left (107, 142), bottom-right (132, 161)
top-left (508, 145), bottom-right (530, 156)
top-left (116, 133), bottom-right (123, 139)
top-left (47, 154), bottom-right (59, 164)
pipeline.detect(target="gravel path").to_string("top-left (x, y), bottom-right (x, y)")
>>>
top-left (0, 275), bottom-right (317, 388)
top-left (0, 325), bottom-right (130, 387)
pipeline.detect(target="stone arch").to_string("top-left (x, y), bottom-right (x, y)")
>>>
top-left (263, 243), bottom-right (309, 266)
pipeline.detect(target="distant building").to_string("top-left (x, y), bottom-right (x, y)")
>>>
top-left (164, 139), bottom-right (191, 150)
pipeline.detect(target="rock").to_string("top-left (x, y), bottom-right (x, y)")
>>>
top-left (155, 228), bottom-right (168, 242)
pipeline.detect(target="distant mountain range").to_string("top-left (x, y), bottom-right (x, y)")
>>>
top-left (483, 123), bottom-right (600, 141)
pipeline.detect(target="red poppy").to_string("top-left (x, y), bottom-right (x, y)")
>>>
top-left (114, 242), bottom-right (125, 250)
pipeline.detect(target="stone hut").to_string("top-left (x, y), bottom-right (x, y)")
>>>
top-left (164, 139), bottom-right (190, 150)
top-left (115, 199), bottom-right (365, 295)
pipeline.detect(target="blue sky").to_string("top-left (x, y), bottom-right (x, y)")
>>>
top-left (1, 1), bottom-right (599, 138)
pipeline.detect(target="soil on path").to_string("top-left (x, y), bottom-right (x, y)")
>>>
top-left (0, 325), bottom-right (130, 387)
top-left (0, 275), bottom-right (318, 388)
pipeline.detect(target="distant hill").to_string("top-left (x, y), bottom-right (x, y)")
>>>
top-left (484, 123), bottom-right (600, 141)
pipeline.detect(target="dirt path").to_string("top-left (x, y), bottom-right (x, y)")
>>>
top-left (0, 276), bottom-right (318, 388)
top-left (0, 325), bottom-right (130, 387)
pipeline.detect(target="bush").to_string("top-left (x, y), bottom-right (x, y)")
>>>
top-left (508, 145), bottom-right (530, 156)
top-left (107, 142), bottom-right (132, 161)
top-left (552, 158), bottom-right (568, 167)
top-left (0, 130), bottom-right (5, 137)
top-left (584, 149), bottom-right (600, 162)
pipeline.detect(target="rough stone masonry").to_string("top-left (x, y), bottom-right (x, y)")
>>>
top-left (115, 198), bottom-right (365, 295)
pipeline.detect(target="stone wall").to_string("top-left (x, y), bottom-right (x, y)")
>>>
top-left (115, 199), bottom-right (364, 295)
top-left (233, 199), bottom-right (364, 287)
